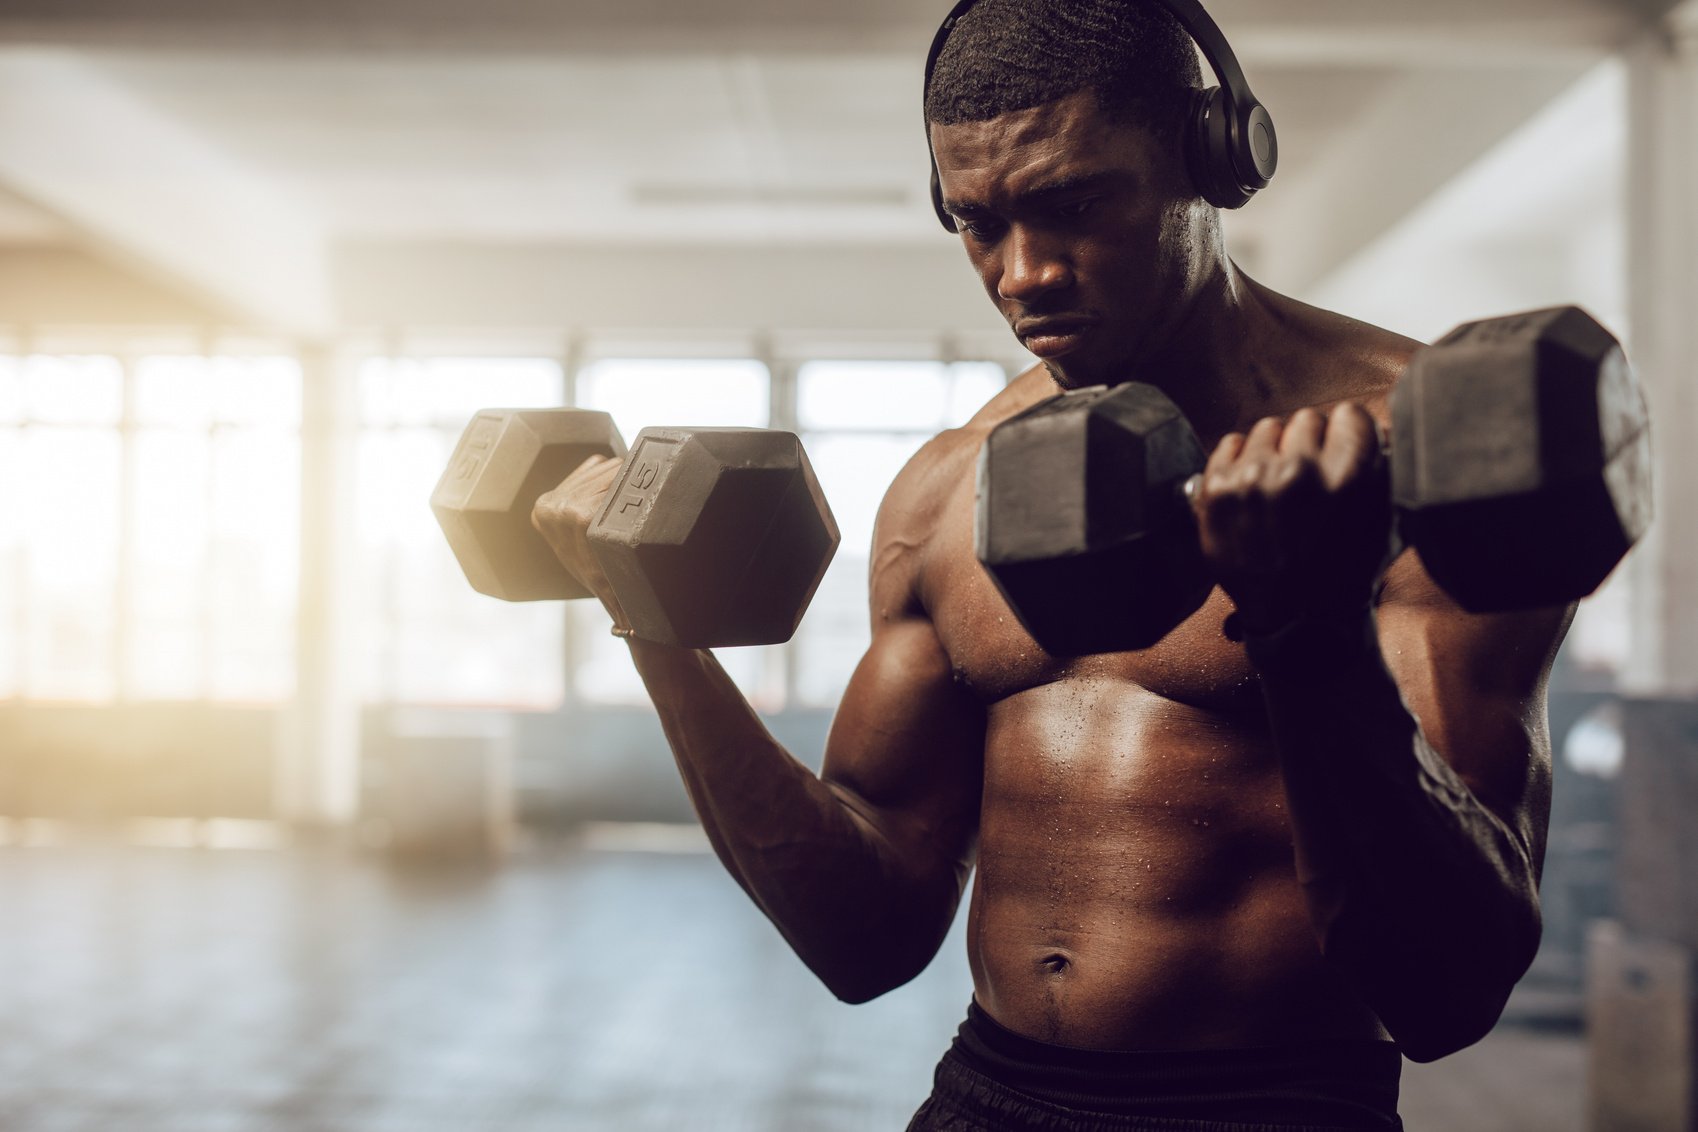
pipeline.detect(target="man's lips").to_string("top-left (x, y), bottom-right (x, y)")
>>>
top-left (1015, 318), bottom-right (1096, 358)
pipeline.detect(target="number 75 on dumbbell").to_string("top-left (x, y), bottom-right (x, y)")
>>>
top-left (430, 413), bottom-right (840, 649)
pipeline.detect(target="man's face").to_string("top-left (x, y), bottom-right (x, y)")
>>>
top-left (930, 88), bottom-right (1214, 389)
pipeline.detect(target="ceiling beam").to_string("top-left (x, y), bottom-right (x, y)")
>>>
top-left (0, 49), bottom-right (332, 334)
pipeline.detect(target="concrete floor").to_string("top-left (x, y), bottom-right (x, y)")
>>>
top-left (0, 833), bottom-right (1586, 1131)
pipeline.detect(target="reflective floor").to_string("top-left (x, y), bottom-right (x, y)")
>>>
top-left (0, 834), bottom-right (1583, 1131)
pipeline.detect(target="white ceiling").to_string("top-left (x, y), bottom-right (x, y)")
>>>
top-left (85, 51), bottom-right (938, 244)
top-left (0, 0), bottom-right (1675, 331)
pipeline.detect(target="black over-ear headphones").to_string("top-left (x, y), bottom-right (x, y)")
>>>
top-left (924, 0), bottom-right (1278, 230)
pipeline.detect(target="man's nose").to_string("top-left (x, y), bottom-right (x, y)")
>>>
top-left (996, 228), bottom-right (1073, 304)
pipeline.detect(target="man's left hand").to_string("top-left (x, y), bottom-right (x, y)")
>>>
top-left (1191, 403), bottom-right (1395, 635)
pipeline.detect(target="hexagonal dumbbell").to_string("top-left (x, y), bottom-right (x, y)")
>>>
top-left (431, 411), bottom-right (839, 649)
top-left (974, 385), bottom-right (1212, 658)
top-left (431, 410), bottom-right (626, 602)
top-left (977, 306), bottom-right (1652, 656)
top-left (1390, 306), bottom-right (1652, 613)
top-left (588, 427), bottom-right (841, 648)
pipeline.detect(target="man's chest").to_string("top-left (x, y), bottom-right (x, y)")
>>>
top-left (914, 476), bottom-right (1263, 713)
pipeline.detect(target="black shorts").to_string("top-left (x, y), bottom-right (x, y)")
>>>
top-left (906, 1002), bottom-right (1403, 1132)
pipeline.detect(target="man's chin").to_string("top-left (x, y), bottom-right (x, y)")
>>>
top-left (1042, 357), bottom-right (1123, 391)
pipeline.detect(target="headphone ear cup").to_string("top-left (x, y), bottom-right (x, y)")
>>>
top-left (1188, 86), bottom-right (1253, 210)
top-left (931, 160), bottom-right (957, 232)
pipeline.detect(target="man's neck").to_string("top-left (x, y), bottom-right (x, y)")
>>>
top-left (1128, 265), bottom-right (1321, 445)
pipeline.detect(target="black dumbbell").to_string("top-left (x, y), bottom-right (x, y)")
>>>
top-left (431, 410), bottom-right (840, 648)
top-left (977, 306), bottom-right (1653, 657)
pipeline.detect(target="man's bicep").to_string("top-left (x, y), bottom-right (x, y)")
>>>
top-left (1375, 554), bottom-right (1571, 859)
top-left (820, 614), bottom-right (986, 883)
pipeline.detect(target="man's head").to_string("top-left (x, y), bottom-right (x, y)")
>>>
top-left (924, 0), bottom-right (1225, 390)
top-left (924, 0), bottom-right (1202, 163)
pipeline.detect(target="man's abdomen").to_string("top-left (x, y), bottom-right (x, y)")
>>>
top-left (966, 679), bottom-right (1387, 1051)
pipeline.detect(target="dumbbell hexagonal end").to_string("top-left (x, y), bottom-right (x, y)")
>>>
top-left (431, 409), bottom-right (626, 602)
top-left (976, 383), bottom-right (1210, 656)
top-left (1391, 306), bottom-right (1652, 611)
top-left (588, 428), bottom-right (840, 648)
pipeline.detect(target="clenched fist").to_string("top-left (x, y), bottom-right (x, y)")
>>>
top-left (1190, 403), bottom-right (1396, 635)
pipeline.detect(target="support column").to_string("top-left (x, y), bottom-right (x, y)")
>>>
top-left (275, 342), bottom-right (361, 826)
top-left (1590, 10), bottom-right (1698, 1130)
top-left (1621, 7), bottom-right (1698, 698)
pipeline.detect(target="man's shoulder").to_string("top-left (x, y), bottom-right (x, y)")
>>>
top-left (869, 367), bottom-right (1054, 593)
top-left (1269, 292), bottom-right (1424, 424)
top-left (882, 365), bottom-right (1056, 518)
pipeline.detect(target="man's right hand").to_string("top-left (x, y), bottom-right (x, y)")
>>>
top-left (531, 454), bottom-right (630, 624)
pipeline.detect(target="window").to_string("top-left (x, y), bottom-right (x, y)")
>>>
top-left (793, 361), bottom-right (1006, 706)
top-left (0, 353), bottom-right (302, 704)
top-left (1, 356), bottom-right (123, 701)
top-left (129, 356), bottom-right (301, 701)
top-left (357, 357), bottom-right (565, 708)
top-left (0, 344), bottom-right (1005, 716)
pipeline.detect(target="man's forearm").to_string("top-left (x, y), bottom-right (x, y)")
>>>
top-left (621, 640), bottom-right (960, 1001)
top-left (1246, 610), bottom-right (1541, 1060)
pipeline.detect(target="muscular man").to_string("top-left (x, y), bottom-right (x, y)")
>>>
top-left (532, 2), bottom-right (1565, 1128)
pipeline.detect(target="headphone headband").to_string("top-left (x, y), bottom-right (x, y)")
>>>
top-left (924, 0), bottom-right (1278, 227)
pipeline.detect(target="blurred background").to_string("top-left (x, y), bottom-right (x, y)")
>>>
top-left (0, 0), bottom-right (1694, 1129)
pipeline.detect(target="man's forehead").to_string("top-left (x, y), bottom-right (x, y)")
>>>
top-left (931, 89), bottom-right (1112, 156)
top-left (930, 92), bottom-right (1154, 205)
top-left (930, 90), bottom-right (1161, 169)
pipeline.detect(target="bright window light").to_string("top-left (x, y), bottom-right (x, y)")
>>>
top-left (363, 357), bottom-right (562, 429)
top-left (0, 429), bottom-right (18, 693)
top-left (798, 360), bottom-right (1005, 432)
top-left (358, 356), bottom-right (567, 708)
top-left (21, 426), bottom-right (121, 700)
top-left (23, 355), bottom-right (122, 426)
top-left (1, 356), bottom-right (127, 701)
top-left (126, 355), bottom-right (303, 703)
top-left (2, 353), bottom-right (302, 703)
top-left (577, 359), bottom-right (769, 443)
top-left (0, 357), bottom-right (21, 424)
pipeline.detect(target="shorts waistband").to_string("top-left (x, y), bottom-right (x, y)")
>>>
top-left (946, 1002), bottom-right (1402, 1129)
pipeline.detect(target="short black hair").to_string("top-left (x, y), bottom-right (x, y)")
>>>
top-left (924, 0), bottom-right (1203, 146)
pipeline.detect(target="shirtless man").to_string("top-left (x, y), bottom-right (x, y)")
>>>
top-left (531, 2), bottom-right (1565, 1128)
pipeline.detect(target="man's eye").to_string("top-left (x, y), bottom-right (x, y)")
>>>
top-left (959, 219), bottom-right (1003, 240)
top-left (1057, 198), bottom-right (1097, 219)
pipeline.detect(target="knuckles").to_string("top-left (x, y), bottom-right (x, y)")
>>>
top-left (1199, 453), bottom-right (1318, 510)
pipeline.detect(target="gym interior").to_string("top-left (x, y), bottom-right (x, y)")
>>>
top-left (0, 1), bottom-right (1695, 1128)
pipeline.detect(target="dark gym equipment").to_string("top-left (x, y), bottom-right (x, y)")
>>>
top-left (431, 411), bottom-right (840, 649)
top-left (1391, 307), bottom-right (1653, 613)
top-left (923, 0), bottom-right (1278, 223)
top-left (590, 428), bottom-right (841, 648)
top-left (977, 306), bottom-right (1653, 657)
top-left (974, 385), bottom-right (1210, 656)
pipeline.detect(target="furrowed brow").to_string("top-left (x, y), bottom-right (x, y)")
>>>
top-left (943, 171), bottom-right (1123, 219)
top-left (1017, 171), bottom-right (1120, 206)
